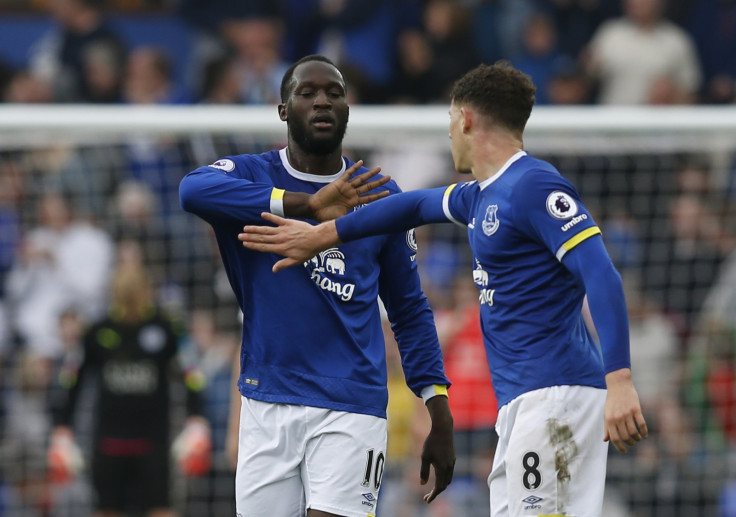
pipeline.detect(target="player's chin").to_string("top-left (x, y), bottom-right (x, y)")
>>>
top-left (304, 135), bottom-right (342, 155)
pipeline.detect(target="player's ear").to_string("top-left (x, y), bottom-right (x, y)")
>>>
top-left (460, 107), bottom-right (472, 133)
top-left (278, 103), bottom-right (287, 121)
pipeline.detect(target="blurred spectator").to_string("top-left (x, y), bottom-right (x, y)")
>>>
top-left (602, 210), bottom-right (643, 271)
top-left (0, 159), bottom-right (22, 357)
top-left (48, 241), bottom-right (209, 517)
top-left (81, 39), bottom-right (127, 103)
top-left (1, 70), bottom-right (53, 103)
top-left (687, 0), bottom-right (736, 104)
top-left (546, 58), bottom-right (593, 104)
top-left (198, 54), bottom-right (242, 104)
top-left (278, 0), bottom-right (323, 62)
top-left (5, 191), bottom-right (114, 359)
top-left (317, 0), bottom-right (423, 103)
top-left (585, 0), bottom-right (702, 104)
top-left (219, 17), bottom-right (289, 105)
top-left (176, 0), bottom-right (280, 99)
top-left (108, 180), bottom-right (172, 291)
top-left (28, 0), bottom-right (127, 102)
top-left (547, 0), bottom-right (620, 61)
top-left (622, 275), bottom-right (679, 409)
top-left (390, 0), bottom-right (480, 104)
top-left (0, 160), bottom-right (21, 296)
top-left (0, 59), bottom-right (14, 98)
top-left (124, 46), bottom-right (187, 104)
top-left (0, 352), bottom-right (56, 517)
top-left (180, 308), bottom-right (237, 517)
top-left (641, 174), bottom-right (734, 342)
top-left (469, 0), bottom-right (538, 64)
top-left (511, 11), bottom-right (566, 105)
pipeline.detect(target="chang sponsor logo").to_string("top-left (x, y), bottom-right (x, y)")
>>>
top-left (305, 248), bottom-right (356, 301)
top-left (472, 259), bottom-right (495, 306)
top-left (472, 259), bottom-right (488, 287)
top-left (560, 213), bottom-right (588, 231)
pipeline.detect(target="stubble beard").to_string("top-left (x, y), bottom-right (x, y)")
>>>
top-left (289, 119), bottom-right (348, 156)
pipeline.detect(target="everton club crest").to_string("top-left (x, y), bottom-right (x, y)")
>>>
top-left (482, 204), bottom-right (499, 236)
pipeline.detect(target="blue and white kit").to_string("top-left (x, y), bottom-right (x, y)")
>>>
top-left (335, 151), bottom-right (631, 408)
top-left (180, 148), bottom-right (449, 419)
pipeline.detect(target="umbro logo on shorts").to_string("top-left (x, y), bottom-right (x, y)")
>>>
top-left (522, 495), bottom-right (542, 505)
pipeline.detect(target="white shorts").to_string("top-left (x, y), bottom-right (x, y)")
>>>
top-left (235, 396), bottom-right (387, 517)
top-left (488, 385), bottom-right (608, 517)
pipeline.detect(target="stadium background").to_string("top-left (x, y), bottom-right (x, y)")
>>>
top-left (2, 1), bottom-right (736, 516)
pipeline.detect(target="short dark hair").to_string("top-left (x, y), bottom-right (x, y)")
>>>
top-left (450, 61), bottom-right (536, 136)
top-left (280, 54), bottom-right (341, 103)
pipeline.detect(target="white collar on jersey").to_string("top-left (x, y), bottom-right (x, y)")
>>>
top-left (478, 151), bottom-right (527, 190)
top-left (279, 147), bottom-right (347, 183)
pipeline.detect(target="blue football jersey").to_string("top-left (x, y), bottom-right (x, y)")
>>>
top-left (180, 148), bottom-right (448, 418)
top-left (442, 152), bottom-right (606, 407)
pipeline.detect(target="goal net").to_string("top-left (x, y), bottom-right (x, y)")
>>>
top-left (1, 104), bottom-right (735, 516)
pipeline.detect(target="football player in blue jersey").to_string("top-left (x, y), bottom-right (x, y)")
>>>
top-left (238, 61), bottom-right (648, 517)
top-left (179, 55), bottom-right (454, 517)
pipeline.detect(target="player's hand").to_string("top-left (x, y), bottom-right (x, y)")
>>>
top-left (420, 396), bottom-right (455, 503)
top-left (239, 213), bottom-right (340, 272)
top-left (308, 160), bottom-right (390, 222)
top-left (172, 417), bottom-right (212, 476)
top-left (604, 368), bottom-right (648, 453)
top-left (47, 426), bottom-right (84, 484)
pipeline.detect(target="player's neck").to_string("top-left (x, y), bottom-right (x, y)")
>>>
top-left (470, 133), bottom-right (523, 182)
top-left (285, 145), bottom-right (344, 176)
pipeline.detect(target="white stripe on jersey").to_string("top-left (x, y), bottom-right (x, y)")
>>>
top-left (442, 184), bottom-right (465, 227)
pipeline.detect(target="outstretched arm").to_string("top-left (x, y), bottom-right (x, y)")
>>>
top-left (239, 187), bottom-right (451, 270)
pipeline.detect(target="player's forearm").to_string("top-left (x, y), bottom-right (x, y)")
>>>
top-left (336, 187), bottom-right (448, 242)
top-left (565, 237), bottom-right (631, 372)
top-left (605, 367), bottom-right (633, 388)
top-left (425, 392), bottom-right (453, 431)
top-left (281, 191), bottom-right (324, 220)
top-left (180, 170), bottom-right (281, 224)
top-left (586, 263), bottom-right (631, 373)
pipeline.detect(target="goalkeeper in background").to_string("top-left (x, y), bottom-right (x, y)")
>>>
top-left (239, 61), bottom-right (649, 517)
top-left (48, 240), bottom-right (211, 517)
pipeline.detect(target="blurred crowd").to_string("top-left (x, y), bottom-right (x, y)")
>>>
top-left (1, 0), bottom-right (736, 516)
top-left (0, 0), bottom-right (735, 106)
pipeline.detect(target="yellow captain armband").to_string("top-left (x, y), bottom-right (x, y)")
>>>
top-left (269, 188), bottom-right (285, 217)
top-left (421, 384), bottom-right (449, 403)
